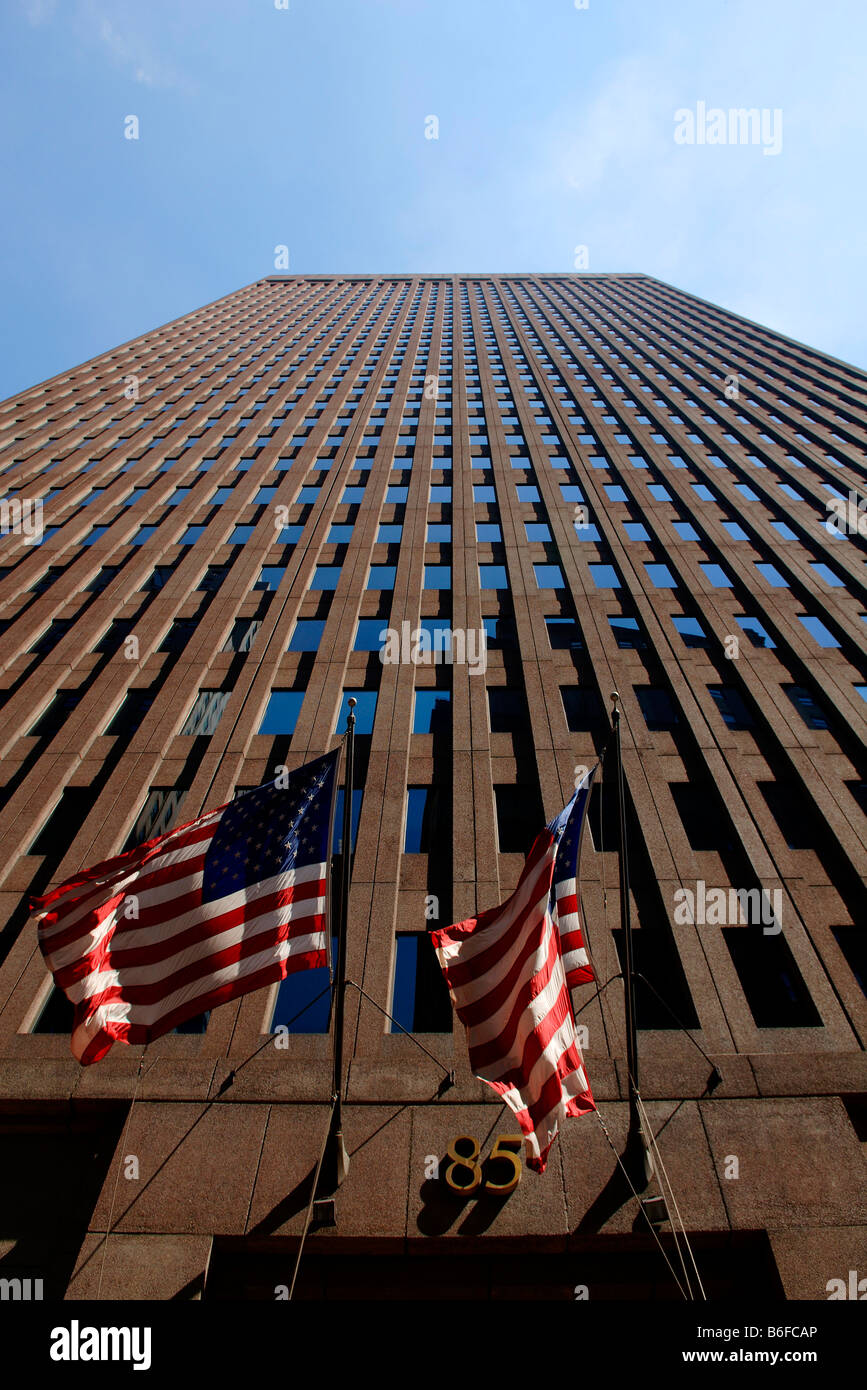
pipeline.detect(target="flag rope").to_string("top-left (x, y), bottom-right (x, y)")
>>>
top-left (635, 1091), bottom-right (707, 1300)
top-left (96, 1049), bottom-right (147, 1299)
top-left (287, 1096), bottom-right (338, 1301)
top-left (592, 1106), bottom-right (692, 1301)
top-left (345, 977), bottom-right (455, 1084)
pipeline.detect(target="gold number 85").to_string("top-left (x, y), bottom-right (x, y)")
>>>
top-left (444, 1134), bottom-right (523, 1195)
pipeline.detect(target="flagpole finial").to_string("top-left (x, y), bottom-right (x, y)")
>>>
top-left (611, 691), bottom-right (620, 713)
top-left (346, 696), bottom-right (356, 732)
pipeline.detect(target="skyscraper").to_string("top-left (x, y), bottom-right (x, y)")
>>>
top-left (0, 274), bottom-right (864, 1301)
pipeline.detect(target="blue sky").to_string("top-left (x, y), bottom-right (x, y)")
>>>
top-left (2, 0), bottom-right (866, 399)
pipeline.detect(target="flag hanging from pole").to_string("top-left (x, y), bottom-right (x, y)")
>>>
top-left (31, 749), bottom-right (340, 1065)
top-left (549, 765), bottom-right (597, 988)
top-left (431, 798), bottom-right (595, 1174)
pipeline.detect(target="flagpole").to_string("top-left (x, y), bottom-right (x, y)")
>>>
top-left (610, 692), bottom-right (653, 1187)
top-left (320, 697), bottom-right (356, 1193)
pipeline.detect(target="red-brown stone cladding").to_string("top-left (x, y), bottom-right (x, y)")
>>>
top-left (0, 275), bottom-right (863, 1299)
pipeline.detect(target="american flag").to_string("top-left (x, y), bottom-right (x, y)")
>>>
top-left (431, 810), bottom-right (594, 1174)
top-left (549, 765), bottom-right (597, 988)
top-left (31, 749), bottom-right (340, 1065)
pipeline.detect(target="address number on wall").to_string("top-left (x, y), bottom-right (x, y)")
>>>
top-left (444, 1134), bottom-right (524, 1195)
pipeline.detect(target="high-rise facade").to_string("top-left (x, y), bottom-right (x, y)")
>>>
top-left (0, 274), bottom-right (864, 1302)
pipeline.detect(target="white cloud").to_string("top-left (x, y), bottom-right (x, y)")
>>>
top-left (81, 1), bottom-right (192, 91)
top-left (21, 0), bottom-right (58, 25)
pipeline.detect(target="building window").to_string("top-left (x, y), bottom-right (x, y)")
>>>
top-left (482, 615), bottom-right (516, 648)
top-left (390, 933), bottom-right (453, 1033)
top-left (534, 563), bottom-right (565, 589)
top-left (809, 562), bottom-right (844, 588)
top-left (413, 689), bottom-right (451, 734)
top-left (289, 619), bottom-right (326, 651)
top-left (608, 615), bottom-right (646, 649)
top-left (364, 565), bottom-right (396, 591)
top-left (348, 618), bottom-right (384, 652)
top-left (404, 786), bottom-right (436, 852)
top-left (378, 524), bottom-right (403, 543)
top-left (255, 566), bottom-right (285, 591)
top-left (94, 619), bottom-right (135, 655)
top-left (758, 781), bottom-right (816, 850)
top-left (30, 785), bottom-right (99, 855)
top-left (635, 686), bottom-right (679, 731)
top-left (30, 620), bottom-right (73, 655)
top-left (124, 787), bottom-right (189, 850)
top-left (734, 614), bottom-right (775, 649)
top-left (797, 615), bottom-right (839, 647)
top-left (668, 615), bottom-right (705, 647)
top-left (707, 685), bottom-right (755, 730)
top-left (423, 565), bottom-right (451, 590)
top-left (222, 618), bottom-right (261, 652)
top-left (144, 565), bottom-right (175, 590)
top-left (160, 619), bottom-right (199, 653)
top-left (783, 684), bottom-right (830, 730)
top-left (644, 562), bottom-right (677, 588)
top-left (258, 690), bottom-right (305, 735)
top-left (477, 523), bottom-right (502, 542)
top-left (479, 564), bottom-right (509, 589)
top-left (312, 565), bottom-right (342, 590)
top-left (545, 617), bottom-right (583, 649)
top-left (700, 562), bottom-right (732, 588)
top-left (31, 566), bottom-right (67, 595)
top-left (588, 564), bottom-right (620, 589)
top-left (755, 562), bottom-right (788, 587)
top-left (180, 689), bottom-right (231, 737)
top-left (30, 986), bottom-right (75, 1034)
top-left (561, 686), bottom-right (604, 731)
top-left (494, 783), bottom-right (544, 854)
top-left (105, 690), bottom-right (156, 737)
top-left (723, 929), bottom-right (820, 1027)
top-left (670, 782), bottom-right (736, 852)
top-left (198, 565), bottom-right (229, 591)
top-left (487, 687), bottom-right (528, 733)
top-left (87, 566), bottom-right (119, 592)
top-left (270, 959), bottom-right (333, 1035)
